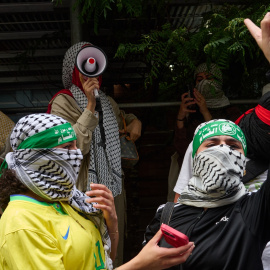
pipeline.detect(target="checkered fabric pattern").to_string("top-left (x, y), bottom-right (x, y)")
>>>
top-left (63, 42), bottom-right (122, 196)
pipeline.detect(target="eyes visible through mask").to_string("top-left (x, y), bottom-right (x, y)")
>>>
top-left (196, 136), bottom-right (244, 156)
top-left (54, 140), bottom-right (78, 150)
top-left (195, 72), bottom-right (213, 85)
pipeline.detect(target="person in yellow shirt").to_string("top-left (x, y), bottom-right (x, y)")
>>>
top-left (0, 113), bottom-right (194, 270)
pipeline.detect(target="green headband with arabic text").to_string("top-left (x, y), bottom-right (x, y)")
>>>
top-left (192, 120), bottom-right (247, 157)
top-left (17, 122), bottom-right (77, 150)
top-left (0, 123), bottom-right (77, 177)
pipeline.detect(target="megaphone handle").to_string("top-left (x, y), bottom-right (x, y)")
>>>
top-left (94, 89), bottom-right (99, 98)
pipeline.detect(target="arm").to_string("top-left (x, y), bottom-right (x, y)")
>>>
top-left (109, 97), bottom-right (142, 141)
top-left (85, 184), bottom-right (119, 261)
top-left (51, 94), bottom-right (98, 155)
top-left (241, 166), bottom-right (270, 241)
top-left (173, 142), bottom-right (193, 202)
top-left (1, 230), bottom-right (65, 270)
top-left (176, 92), bottom-right (196, 129)
top-left (116, 230), bottom-right (194, 270)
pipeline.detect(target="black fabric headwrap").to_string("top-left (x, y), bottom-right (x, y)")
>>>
top-left (239, 92), bottom-right (270, 183)
top-left (238, 91), bottom-right (270, 161)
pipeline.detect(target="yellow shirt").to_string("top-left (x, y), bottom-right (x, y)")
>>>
top-left (0, 195), bottom-right (106, 270)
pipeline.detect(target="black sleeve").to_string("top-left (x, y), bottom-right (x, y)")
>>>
top-left (241, 165), bottom-right (270, 241)
top-left (142, 205), bottom-right (164, 247)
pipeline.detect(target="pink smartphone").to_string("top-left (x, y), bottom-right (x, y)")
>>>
top-left (161, 224), bottom-right (189, 247)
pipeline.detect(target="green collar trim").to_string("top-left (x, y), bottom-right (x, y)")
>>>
top-left (10, 195), bottom-right (67, 215)
top-left (17, 122), bottom-right (76, 150)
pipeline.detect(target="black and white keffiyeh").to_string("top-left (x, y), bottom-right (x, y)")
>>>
top-left (4, 113), bottom-right (113, 269)
top-left (194, 63), bottom-right (223, 84)
top-left (179, 144), bottom-right (246, 208)
top-left (193, 63), bottom-right (230, 109)
top-left (63, 42), bottom-right (122, 197)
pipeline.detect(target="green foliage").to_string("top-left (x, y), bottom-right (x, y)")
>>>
top-left (55, 0), bottom-right (270, 99)
top-left (115, 1), bottom-right (270, 99)
top-left (54, 0), bottom-right (144, 34)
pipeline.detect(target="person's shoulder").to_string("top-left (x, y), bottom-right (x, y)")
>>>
top-left (1, 200), bottom-right (56, 233)
top-left (156, 202), bottom-right (181, 214)
top-left (48, 90), bottom-right (73, 105)
top-left (106, 95), bottom-right (118, 105)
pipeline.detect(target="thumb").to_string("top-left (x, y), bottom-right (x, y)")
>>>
top-left (150, 229), bottom-right (163, 244)
top-left (119, 129), bottom-right (125, 134)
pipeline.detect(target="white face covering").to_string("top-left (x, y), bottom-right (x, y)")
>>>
top-left (179, 145), bottom-right (247, 208)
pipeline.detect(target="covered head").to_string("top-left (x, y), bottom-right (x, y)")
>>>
top-left (194, 62), bottom-right (223, 84)
top-left (62, 42), bottom-right (102, 91)
top-left (0, 113), bottom-right (110, 263)
top-left (10, 113), bottom-right (76, 150)
top-left (1, 113), bottom-right (82, 202)
top-left (193, 63), bottom-right (230, 109)
top-left (179, 119), bottom-right (247, 208)
top-left (192, 119), bottom-right (247, 157)
top-left (236, 91), bottom-right (270, 161)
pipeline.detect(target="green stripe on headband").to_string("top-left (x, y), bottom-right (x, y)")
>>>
top-left (192, 121), bottom-right (247, 157)
top-left (17, 122), bottom-right (77, 150)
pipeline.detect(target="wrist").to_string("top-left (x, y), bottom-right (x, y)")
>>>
top-left (177, 116), bottom-right (186, 121)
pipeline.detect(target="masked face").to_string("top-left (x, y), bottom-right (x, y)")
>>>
top-left (193, 144), bottom-right (246, 195)
top-left (196, 79), bottom-right (223, 100)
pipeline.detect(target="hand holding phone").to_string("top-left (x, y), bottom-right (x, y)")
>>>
top-left (161, 224), bottom-right (189, 247)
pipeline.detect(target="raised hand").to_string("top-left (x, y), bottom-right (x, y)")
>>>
top-left (244, 12), bottom-right (270, 63)
top-left (79, 74), bottom-right (99, 113)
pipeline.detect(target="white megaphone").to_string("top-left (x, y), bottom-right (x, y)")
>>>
top-left (75, 45), bottom-right (108, 98)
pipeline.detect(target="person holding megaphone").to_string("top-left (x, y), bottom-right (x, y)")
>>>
top-left (47, 42), bottom-right (142, 266)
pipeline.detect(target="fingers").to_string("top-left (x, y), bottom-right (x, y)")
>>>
top-left (85, 184), bottom-right (113, 203)
top-left (129, 132), bottom-right (141, 141)
top-left (159, 241), bottom-right (194, 257)
top-left (126, 119), bottom-right (142, 141)
top-left (244, 18), bottom-right (262, 45)
top-left (149, 229), bottom-right (163, 243)
top-left (79, 75), bottom-right (99, 96)
top-left (244, 12), bottom-right (270, 63)
top-left (162, 244), bottom-right (195, 269)
top-left (150, 230), bottom-right (194, 256)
